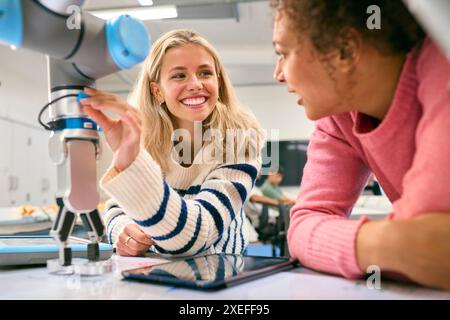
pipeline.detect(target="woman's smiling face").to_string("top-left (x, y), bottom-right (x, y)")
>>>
top-left (155, 43), bottom-right (220, 128)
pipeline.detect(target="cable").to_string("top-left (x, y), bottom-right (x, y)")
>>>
top-left (38, 94), bottom-right (78, 130)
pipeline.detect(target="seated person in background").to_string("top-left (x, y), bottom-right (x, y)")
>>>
top-left (244, 174), bottom-right (280, 230)
top-left (363, 174), bottom-right (383, 196)
top-left (260, 167), bottom-right (296, 206)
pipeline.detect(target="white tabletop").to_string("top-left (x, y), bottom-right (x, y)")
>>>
top-left (1, 255), bottom-right (449, 300)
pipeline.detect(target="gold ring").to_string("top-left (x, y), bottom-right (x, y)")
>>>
top-left (125, 236), bottom-right (132, 247)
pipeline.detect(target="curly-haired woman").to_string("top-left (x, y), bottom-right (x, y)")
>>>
top-left (271, 0), bottom-right (450, 290)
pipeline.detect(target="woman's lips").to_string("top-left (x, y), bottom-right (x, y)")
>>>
top-left (180, 96), bottom-right (208, 109)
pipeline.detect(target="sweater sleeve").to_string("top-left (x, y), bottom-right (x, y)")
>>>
top-left (288, 117), bottom-right (371, 279)
top-left (103, 198), bottom-right (135, 245)
top-left (100, 148), bottom-right (261, 257)
top-left (391, 39), bottom-right (450, 219)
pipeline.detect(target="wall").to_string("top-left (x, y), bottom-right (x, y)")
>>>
top-left (0, 46), bottom-right (51, 206)
top-left (235, 85), bottom-right (315, 141)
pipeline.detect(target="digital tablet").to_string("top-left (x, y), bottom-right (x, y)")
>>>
top-left (0, 236), bottom-right (113, 266)
top-left (122, 254), bottom-right (299, 290)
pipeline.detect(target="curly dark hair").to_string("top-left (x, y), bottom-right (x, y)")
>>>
top-left (270, 0), bottom-right (425, 56)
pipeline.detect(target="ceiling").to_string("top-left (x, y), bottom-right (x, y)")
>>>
top-left (83, 0), bottom-right (267, 10)
top-left (82, 0), bottom-right (279, 92)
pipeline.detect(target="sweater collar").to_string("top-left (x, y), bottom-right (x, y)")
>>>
top-left (351, 42), bottom-right (423, 146)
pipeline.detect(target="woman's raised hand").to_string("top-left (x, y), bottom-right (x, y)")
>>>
top-left (80, 87), bottom-right (142, 172)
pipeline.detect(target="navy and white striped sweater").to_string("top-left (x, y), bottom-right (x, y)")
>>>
top-left (101, 147), bottom-right (261, 256)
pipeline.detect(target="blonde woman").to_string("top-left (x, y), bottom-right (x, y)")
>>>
top-left (80, 29), bottom-right (263, 257)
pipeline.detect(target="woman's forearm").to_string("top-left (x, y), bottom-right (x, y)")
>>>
top-left (356, 213), bottom-right (450, 290)
top-left (356, 219), bottom-right (396, 272)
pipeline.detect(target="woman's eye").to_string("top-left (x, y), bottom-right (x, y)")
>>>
top-left (275, 50), bottom-right (286, 59)
top-left (199, 70), bottom-right (213, 77)
top-left (171, 73), bottom-right (186, 79)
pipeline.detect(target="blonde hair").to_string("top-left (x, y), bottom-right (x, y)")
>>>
top-left (129, 29), bottom-right (263, 173)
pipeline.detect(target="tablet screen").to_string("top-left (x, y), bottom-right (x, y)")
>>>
top-left (122, 254), bottom-right (298, 289)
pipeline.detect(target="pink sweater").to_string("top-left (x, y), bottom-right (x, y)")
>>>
top-left (288, 38), bottom-right (450, 279)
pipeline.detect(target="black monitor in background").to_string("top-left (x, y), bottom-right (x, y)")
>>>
top-left (259, 140), bottom-right (309, 187)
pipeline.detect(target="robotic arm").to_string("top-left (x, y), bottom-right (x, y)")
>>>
top-left (0, 0), bottom-right (150, 269)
